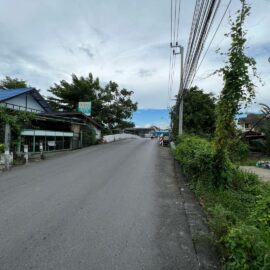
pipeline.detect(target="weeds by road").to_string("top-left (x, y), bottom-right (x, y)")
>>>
top-left (174, 135), bottom-right (270, 269)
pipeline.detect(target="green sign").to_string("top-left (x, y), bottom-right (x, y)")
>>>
top-left (78, 102), bottom-right (91, 116)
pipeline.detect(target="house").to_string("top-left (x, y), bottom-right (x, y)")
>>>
top-left (0, 88), bottom-right (102, 155)
top-left (0, 88), bottom-right (52, 113)
top-left (238, 114), bottom-right (262, 133)
top-left (238, 113), bottom-right (265, 140)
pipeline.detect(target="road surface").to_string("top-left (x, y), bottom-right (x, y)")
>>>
top-left (0, 139), bottom-right (199, 270)
top-left (241, 166), bottom-right (270, 182)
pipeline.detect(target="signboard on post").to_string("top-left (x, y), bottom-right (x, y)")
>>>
top-left (24, 145), bottom-right (29, 164)
top-left (24, 145), bottom-right (28, 153)
top-left (78, 102), bottom-right (91, 116)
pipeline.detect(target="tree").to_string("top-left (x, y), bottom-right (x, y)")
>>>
top-left (0, 107), bottom-right (36, 150)
top-left (257, 120), bottom-right (270, 155)
top-left (47, 73), bottom-right (100, 112)
top-left (47, 73), bottom-right (137, 131)
top-left (0, 76), bottom-right (29, 89)
top-left (170, 86), bottom-right (216, 138)
top-left (213, 0), bottom-right (260, 186)
top-left (95, 81), bottom-right (137, 131)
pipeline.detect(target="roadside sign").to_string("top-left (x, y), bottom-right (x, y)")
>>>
top-left (78, 102), bottom-right (91, 116)
top-left (48, 141), bottom-right (56, 147)
top-left (24, 145), bottom-right (28, 153)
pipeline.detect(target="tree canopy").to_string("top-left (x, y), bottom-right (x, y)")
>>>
top-left (47, 73), bottom-right (137, 131)
top-left (170, 86), bottom-right (216, 138)
top-left (0, 76), bottom-right (29, 89)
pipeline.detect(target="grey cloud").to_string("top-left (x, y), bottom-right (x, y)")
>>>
top-left (115, 70), bottom-right (124, 74)
top-left (60, 44), bottom-right (75, 55)
top-left (0, 0), bottom-right (269, 109)
top-left (0, 48), bottom-right (52, 71)
top-left (137, 68), bottom-right (156, 78)
top-left (79, 45), bottom-right (94, 59)
top-left (91, 27), bottom-right (110, 45)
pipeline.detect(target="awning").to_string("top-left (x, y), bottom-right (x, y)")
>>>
top-left (21, 129), bottom-right (74, 137)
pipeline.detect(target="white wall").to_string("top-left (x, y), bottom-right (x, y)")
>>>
top-left (103, 134), bottom-right (140, 143)
top-left (4, 93), bottom-right (44, 112)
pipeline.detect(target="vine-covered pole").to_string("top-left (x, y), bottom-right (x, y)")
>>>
top-left (213, 0), bottom-right (261, 186)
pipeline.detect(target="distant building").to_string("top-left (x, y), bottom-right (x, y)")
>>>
top-left (0, 88), bottom-right (102, 155)
top-left (238, 113), bottom-right (265, 140)
top-left (238, 114), bottom-right (262, 132)
top-left (124, 126), bottom-right (160, 137)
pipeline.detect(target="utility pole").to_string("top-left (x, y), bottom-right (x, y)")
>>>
top-left (178, 46), bottom-right (184, 135)
top-left (171, 43), bottom-right (184, 135)
top-left (4, 123), bottom-right (11, 170)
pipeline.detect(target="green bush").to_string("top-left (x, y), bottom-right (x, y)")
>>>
top-left (174, 135), bottom-right (214, 184)
top-left (174, 135), bottom-right (270, 269)
top-left (207, 204), bottom-right (237, 239)
top-left (0, 144), bottom-right (4, 153)
top-left (224, 225), bottom-right (270, 270)
top-left (228, 137), bottom-right (249, 163)
top-left (250, 192), bottom-right (270, 228)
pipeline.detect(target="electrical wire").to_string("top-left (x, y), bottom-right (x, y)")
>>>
top-left (176, 0), bottom-right (181, 43)
top-left (195, 0), bottom-right (232, 76)
top-left (173, 0), bottom-right (177, 43)
top-left (168, 0), bottom-right (183, 108)
top-left (183, 0), bottom-right (222, 90)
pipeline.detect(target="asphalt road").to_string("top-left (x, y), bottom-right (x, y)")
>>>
top-left (0, 138), bottom-right (199, 270)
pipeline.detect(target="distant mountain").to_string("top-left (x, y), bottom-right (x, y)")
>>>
top-left (131, 109), bottom-right (170, 129)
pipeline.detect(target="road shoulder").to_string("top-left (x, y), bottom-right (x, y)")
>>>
top-left (173, 158), bottom-right (220, 270)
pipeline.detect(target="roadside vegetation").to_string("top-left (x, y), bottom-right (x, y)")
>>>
top-left (170, 86), bottom-right (216, 139)
top-left (240, 155), bottom-right (270, 166)
top-left (0, 107), bottom-right (36, 151)
top-left (172, 1), bottom-right (270, 269)
top-left (174, 135), bottom-right (270, 269)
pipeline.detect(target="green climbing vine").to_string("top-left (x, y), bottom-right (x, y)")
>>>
top-left (213, 0), bottom-right (261, 186)
top-left (0, 106), bottom-right (36, 147)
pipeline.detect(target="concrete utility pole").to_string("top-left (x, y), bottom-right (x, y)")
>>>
top-left (4, 123), bottom-right (11, 170)
top-left (172, 44), bottom-right (184, 135)
top-left (178, 46), bottom-right (184, 135)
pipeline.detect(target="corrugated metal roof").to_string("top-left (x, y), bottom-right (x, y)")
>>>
top-left (0, 88), bottom-right (53, 113)
top-left (0, 88), bottom-right (33, 101)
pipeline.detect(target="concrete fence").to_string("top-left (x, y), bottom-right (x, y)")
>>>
top-left (103, 134), bottom-right (140, 143)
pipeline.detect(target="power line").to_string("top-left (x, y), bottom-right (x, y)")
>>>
top-left (176, 0), bottom-right (182, 43)
top-left (183, 0), bottom-right (222, 91)
top-left (187, 0), bottom-right (221, 88)
top-left (169, 53), bottom-right (177, 98)
top-left (194, 0), bottom-right (232, 80)
top-left (173, 0), bottom-right (178, 43)
top-left (170, 0), bottom-right (173, 44)
top-left (168, 0), bottom-right (182, 108)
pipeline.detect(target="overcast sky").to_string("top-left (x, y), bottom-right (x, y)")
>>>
top-left (0, 0), bottom-right (269, 110)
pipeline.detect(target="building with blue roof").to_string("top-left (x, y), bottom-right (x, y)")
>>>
top-left (0, 88), bottom-right (52, 113)
top-left (0, 88), bottom-right (101, 158)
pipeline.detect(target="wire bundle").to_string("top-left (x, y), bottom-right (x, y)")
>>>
top-left (168, 0), bottom-right (181, 109)
top-left (183, 0), bottom-right (221, 92)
